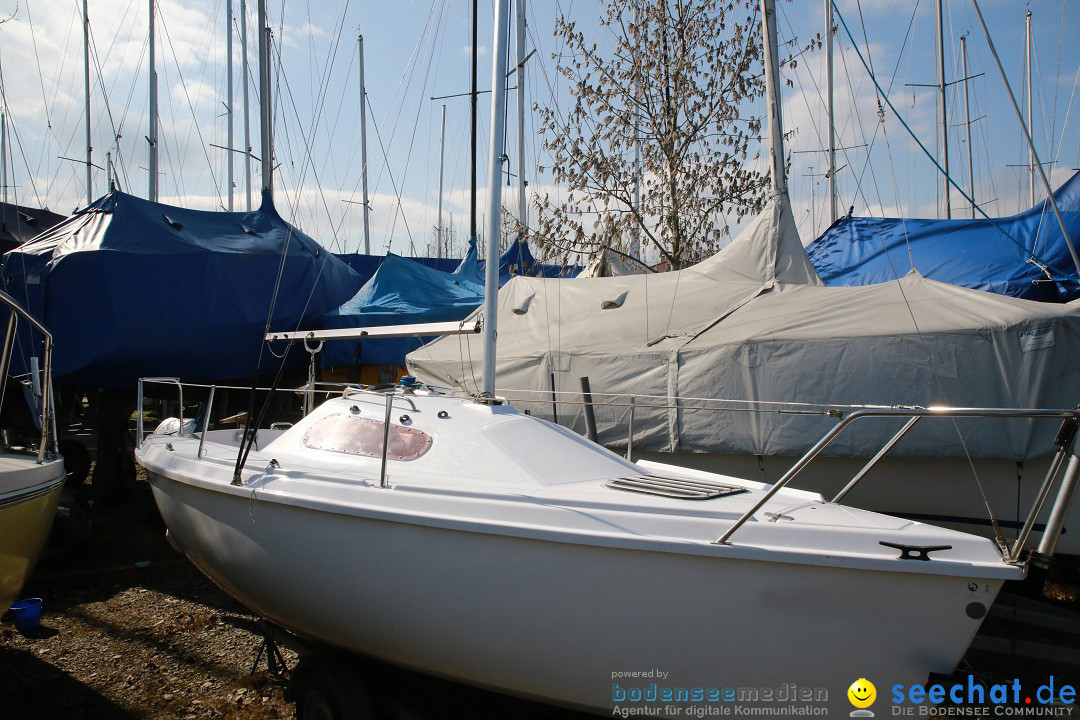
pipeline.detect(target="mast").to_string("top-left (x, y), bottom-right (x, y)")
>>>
top-left (226, 0), bottom-right (234, 211)
top-left (148, 0), bottom-right (158, 202)
top-left (106, 151), bottom-right (112, 191)
top-left (936, 0), bottom-right (950, 218)
top-left (761, 0), bottom-right (786, 196)
top-left (1026, 9), bottom-right (1035, 207)
top-left (241, 0), bottom-right (252, 209)
top-left (84, 0), bottom-right (93, 205)
top-left (1, 110), bottom-right (6, 206)
top-left (961, 34), bottom-right (975, 219)
top-left (358, 35), bottom-right (371, 254)
top-left (470, 0), bottom-right (478, 246)
top-left (825, 0), bottom-right (837, 223)
top-left (482, 0), bottom-right (511, 397)
top-left (257, 0), bottom-right (272, 196)
top-left (515, 0), bottom-right (527, 243)
top-left (970, 0), bottom-right (1079, 276)
top-left (438, 104), bottom-right (446, 258)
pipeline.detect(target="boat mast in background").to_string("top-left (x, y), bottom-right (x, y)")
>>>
top-left (226, 0), bottom-right (234, 211)
top-left (960, 34), bottom-right (975, 219)
top-left (761, 0), bottom-right (786, 197)
top-left (257, 0), bottom-right (272, 197)
top-left (1, 110), bottom-right (6, 206)
top-left (969, 0), bottom-right (1078, 276)
top-left (438, 104), bottom-right (446, 258)
top-left (83, 0), bottom-right (92, 206)
top-left (470, 0), bottom-right (478, 251)
top-left (825, 0), bottom-right (837, 224)
top-left (358, 35), bottom-right (371, 254)
top-left (481, 0), bottom-right (510, 396)
top-left (1026, 9), bottom-right (1035, 208)
top-left (936, 0), bottom-right (951, 218)
top-left (515, 0), bottom-right (527, 241)
top-left (148, 0), bottom-right (158, 202)
top-left (241, 0), bottom-right (252, 210)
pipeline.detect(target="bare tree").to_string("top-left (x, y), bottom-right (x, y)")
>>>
top-left (535, 0), bottom-right (768, 269)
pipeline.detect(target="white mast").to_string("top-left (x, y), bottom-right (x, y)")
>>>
top-left (826, 0), bottom-right (837, 223)
top-left (241, 0), bottom-right (252, 209)
top-left (437, 104), bottom-right (446, 258)
top-left (761, 0), bottom-right (786, 196)
top-left (148, 0), bottom-right (158, 202)
top-left (1026, 9), bottom-right (1035, 208)
top-left (358, 34), bottom-right (371, 254)
top-left (631, 0), bottom-right (642, 259)
top-left (226, 0), bottom-right (234, 211)
top-left (515, 0), bottom-right (527, 241)
top-left (257, 0), bottom-right (272, 196)
top-left (481, 0), bottom-right (511, 397)
top-left (961, 34), bottom-right (975, 219)
top-left (936, 0), bottom-right (950, 218)
top-left (84, 0), bottom-right (93, 205)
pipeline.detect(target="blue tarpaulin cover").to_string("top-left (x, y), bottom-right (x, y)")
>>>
top-left (1, 190), bottom-right (360, 387)
top-left (323, 237), bottom-right (579, 368)
top-left (334, 237), bottom-right (580, 288)
top-left (321, 241), bottom-right (485, 366)
top-left (805, 171), bottom-right (1080, 301)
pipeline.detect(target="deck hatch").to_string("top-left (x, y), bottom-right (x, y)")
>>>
top-left (605, 474), bottom-right (748, 500)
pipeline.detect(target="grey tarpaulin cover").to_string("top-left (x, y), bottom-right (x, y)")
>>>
top-left (407, 196), bottom-right (1080, 460)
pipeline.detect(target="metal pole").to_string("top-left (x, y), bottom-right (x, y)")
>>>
top-left (358, 35), bottom-right (371, 254)
top-left (226, 0), bottom-right (234, 211)
top-left (580, 377), bottom-right (598, 443)
top-left (760, 0), bottom-right (786, 197)
top-left (1035, 452), bottom-right (1080, 560)
top-left (241, 0), bottom-right (252, 210)
top-left (470, 0), bottom-right (478, 245)
top-left (482, 0), bottom-right (511, 397)
top-left (257, 0), bottom-right (272, 196)
top-left (936, 0), bottom-right (950, 218)
top-left (198, 386), bottom-right (216, 459)
top-left (379, 392), bottom-right (393, 488)
top-left (626, 395), bottom-right (635, 462)
top-left (961, 35), bottom-right (975, 219)
top-left (1, 110), bottom-right (6, 206)
top-left (1026, 9), bottom-right (1035, 208)
top-left (437, 104), bottom-right (446, 258)
top-left (106, 151), bottom-right (112, 191)
top-left (970, 0), bottom-right (1080, 276)
top-left (148, 0), bottom-right (158, 202)
top-left (826, 0), bottom-right (837, 224)
top-left (515, 0), bottom-right (527, 241)
top-left (84, 0), bottom-right (93, 206)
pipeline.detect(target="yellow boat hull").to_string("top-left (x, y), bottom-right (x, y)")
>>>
top-left (0, 456), bottom-right (65, 615)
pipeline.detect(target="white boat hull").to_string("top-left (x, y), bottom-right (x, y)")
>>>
top-left (149, 466), bottom-right (1002, 715)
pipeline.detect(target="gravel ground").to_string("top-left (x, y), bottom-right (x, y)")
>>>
top-left (0, 476), bottom-right (298, 720)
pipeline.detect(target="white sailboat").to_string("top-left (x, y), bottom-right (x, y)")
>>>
top-left (135, 1), bottom-right (1075, 716)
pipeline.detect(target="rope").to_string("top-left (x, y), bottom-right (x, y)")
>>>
top-left (830, 1), bottom-right (1075, 285)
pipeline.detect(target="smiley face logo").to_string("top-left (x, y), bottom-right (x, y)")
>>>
top-left (848, 678), bottom-right (877, 709)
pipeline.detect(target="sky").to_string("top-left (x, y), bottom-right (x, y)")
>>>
top-left (0, 0), bottom-right (1077, 260)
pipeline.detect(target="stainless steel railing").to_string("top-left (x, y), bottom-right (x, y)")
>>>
top-left (0, 288), bottom-right (57, 463)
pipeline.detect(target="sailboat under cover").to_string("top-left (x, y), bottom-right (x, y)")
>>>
top-left (1, 190), bottom-right (360, 388)
top-left (806, 171), bottom-right (1080, 301)
top-left (408, 195), bottom-right (1080, 463)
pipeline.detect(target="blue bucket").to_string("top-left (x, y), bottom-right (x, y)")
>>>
top-left (10, 598), bottom-right (43, 631)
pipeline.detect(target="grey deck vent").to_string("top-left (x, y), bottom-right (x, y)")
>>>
top-left (605, 474), bottom-right (748, 500)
